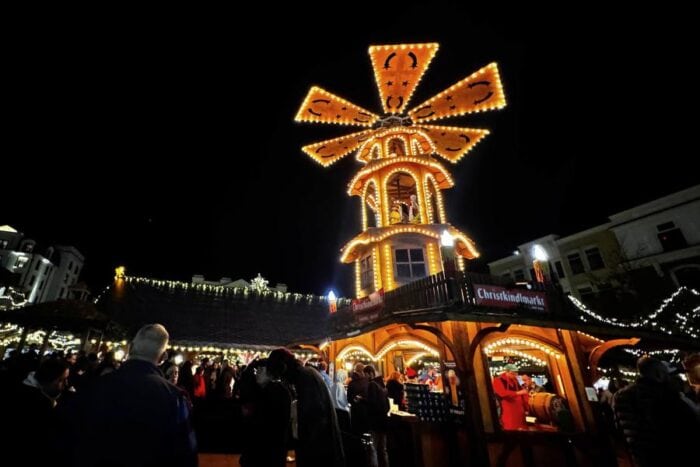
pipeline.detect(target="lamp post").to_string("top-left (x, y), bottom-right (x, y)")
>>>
top-left (327, 290), bottom-right (337, 313)
top-left (531, 245), bottom-right (549, 284)
top-left (440, 230), bottom-right (457, 276)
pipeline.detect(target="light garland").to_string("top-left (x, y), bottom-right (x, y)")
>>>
top-left (362, 178), bottom-right (381, 230)
top-left (121, 276), bottom-right (351, 307)
top-left (383, 243), bottom-right (394, 291)
top-left (485, 347), bottom-right (547, 367)
top-left (406, 351), bottom-right (428, 366)
top-left (576, 331), bottom-right (604, 343)
top-left (568, 287), bottom-right (699, 338)
top-left (424, 173), bottom-right (446, 223)
top-left (337, 344), bottom-right (375, 361)
top-left (356, 128), bottom-right (437, 163)
top-left (340, 225), bottom-right (479, 263)
top-left (375, 339), bottom-right (440, 360)
top-left (372, 246), bottom-right (382, 291)
top-left (426, 242), bottom-right (439, 275)
top-left (483, 337), bottom-right (562, 359)
top-left (349, 156), bottom-right (453, 197)
top-left (599, 367), bottom-right (639, 379)
top-left (624, 348), bottom-right (680, 359)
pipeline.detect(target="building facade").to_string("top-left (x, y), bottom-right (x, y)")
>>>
top-left (0, 225), bottom-right (85, 307)
top-left (489, 185), bottom-right (700, 309)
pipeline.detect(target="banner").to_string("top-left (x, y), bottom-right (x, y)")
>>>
top-left (351, 289), bottom-right (384, 322)
top-left (473, 284), bottom-right (547, 312)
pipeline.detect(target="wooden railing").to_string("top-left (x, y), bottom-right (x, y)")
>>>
top-left (335, 271), bottom-right (576, 328)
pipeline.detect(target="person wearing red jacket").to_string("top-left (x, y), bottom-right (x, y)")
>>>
top-left (492, 364), bottom-right (529, 430)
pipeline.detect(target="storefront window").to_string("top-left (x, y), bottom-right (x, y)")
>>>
top-left (485, 339), bottom-right (575, 433)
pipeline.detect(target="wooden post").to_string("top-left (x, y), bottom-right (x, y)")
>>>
top-left (412, 322), bottom-right (490, 466)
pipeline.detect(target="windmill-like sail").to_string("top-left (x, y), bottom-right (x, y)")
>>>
top-left (408, 63), bottom-right (506, 123)
top-left (369, 43), bottom-right (439, 115)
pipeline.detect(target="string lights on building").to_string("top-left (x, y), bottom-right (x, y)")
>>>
top-left (568, 287), bottom-right (699, 339)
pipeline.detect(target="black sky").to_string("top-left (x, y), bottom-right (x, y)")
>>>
top-left (4, 4), bottom-right (698, 297)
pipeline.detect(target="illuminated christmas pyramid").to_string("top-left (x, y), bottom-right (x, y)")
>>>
top-left (296, 43), bottom-right (506, 297)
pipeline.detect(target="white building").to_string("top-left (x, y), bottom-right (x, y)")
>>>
top-left (0, 225), bottom-right (85, 307)
top-left (488, 184), bottom-right (700, 301)
top-left (608, 184), bottom-right (700, 288)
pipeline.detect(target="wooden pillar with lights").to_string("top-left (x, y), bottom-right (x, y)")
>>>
top-left (295, 42), bottom-right (506, 298)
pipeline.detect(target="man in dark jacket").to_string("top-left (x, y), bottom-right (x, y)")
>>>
top-left (3, 357), bottom-right (70, 465)
top-left (268, 348), bottom-right (345, 467)
top-left (72, 324), bottom-right (197, 467)
top-left (346, 362), bottom-right (370, 434)
top-left (613, 357), bottom-right (699, 467)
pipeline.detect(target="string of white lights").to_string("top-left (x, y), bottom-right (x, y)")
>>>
top-left (568, 287), bottom-right (699, 339)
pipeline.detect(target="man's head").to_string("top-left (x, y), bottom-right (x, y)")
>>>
top-left (353, 362), bottom-right (365, 376)
top-left (267, 348), bottom-right (297, 380)
top-left (363, 365), bottom-right (377, 380)
top-left (165, 365), bottom-right (179, 384)
top-left (637, 357), bottom-right (670, 383)
top-left (129, 324), bottom-right (169, 365)
top-left (502, 363), bottom-right (518, 377)
top-left (36, 358), bottom-right (70, 397)
top-left (684, 353), bottom-right (700, 386)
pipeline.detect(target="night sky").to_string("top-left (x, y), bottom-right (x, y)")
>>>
top-left (4, 4), bottom-right (698, 297)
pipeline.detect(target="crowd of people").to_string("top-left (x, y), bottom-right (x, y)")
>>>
top-left (0, 324), bottom-right (413, 467)
top-left (2, 323), bottom-right (698, 467)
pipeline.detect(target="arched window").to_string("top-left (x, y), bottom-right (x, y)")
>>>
top-left (483, 336), bottom-right (577, 433)
top-left (386, 171), bottom-right (421, 225)
top-left (364, 181), bottom-right (380, 228)
top-left (386, 138), bottom-right (407, 157)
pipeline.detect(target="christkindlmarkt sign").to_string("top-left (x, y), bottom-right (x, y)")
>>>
top-left (473, 284), bottom-right (548, 312)
top-left (351, 289), bottom-right (385, 323)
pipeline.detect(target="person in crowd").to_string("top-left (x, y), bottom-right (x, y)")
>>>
top-left (216, 359), bottom-right (236, 399)
top-left (95, 350), bottom-right (118, 376)
top-left (5, 357), bottom-right (70, 465)
top-left (267, 348), bottom-right (344, 467)
top-left (193, 366), bottom-right (207, 403)
top-left (683, 353), bottom-right (700, 407)
top-left (386, 371), bottom-right (405, 411)
top-left (165, 364), bottom-right (180, 385)
top-left (179, 360), bottom-right (195, 400)
top-left (364, 365), bottom-right (390, 467)
top-left (317, 361), bottom-right (333, 391)
top-left (347, 362), bottom-right (370, 434)
top-left (520, 374), bottom-right (544, 394)
top-left (332, 368), bottom-right (350, 431)
top-left (71, 323), bottom-right (197, 467)
top-left (612, 357), bottom-right (699, 467)
top-left (240, 359), bottom-right (292, 467)
top-left (492, 364), bottom-right (529, 430)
